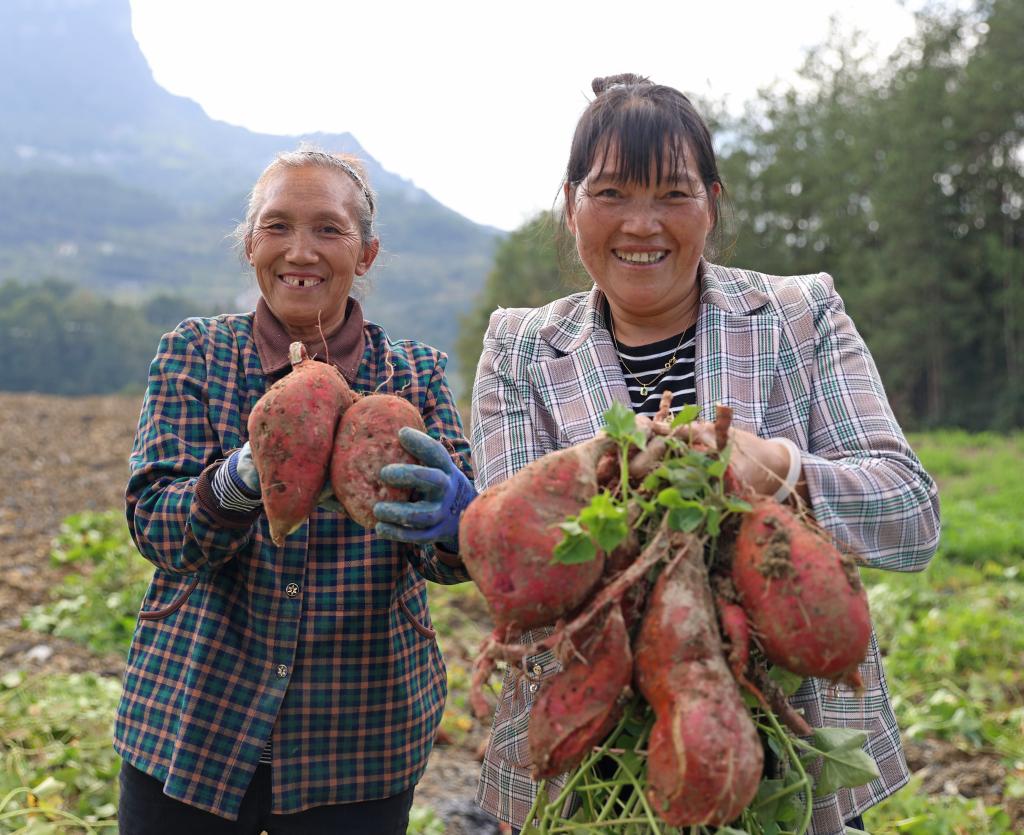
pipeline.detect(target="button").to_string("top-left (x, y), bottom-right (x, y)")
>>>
top-left (529, 683), bottom-right (539, 693)
top-left (276, 665), bottom-right (288, 678)
top-left (532, 663), bottom-right (543, 677)
top-left (285, 583), bottom-right (299, 598)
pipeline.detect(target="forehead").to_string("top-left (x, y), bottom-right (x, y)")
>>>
top-left (586, 136), bottom-right (700, 184)
top-left (258, 165), bottom-right (361, 215)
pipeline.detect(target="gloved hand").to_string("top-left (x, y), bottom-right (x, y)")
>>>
top-left (212, 442), bottom-right (262, 512)
top-left (373, 427), bottom-right (476, 551)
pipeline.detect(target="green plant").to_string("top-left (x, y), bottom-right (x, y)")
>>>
top-left (21, 511), bottom-right (152, 657)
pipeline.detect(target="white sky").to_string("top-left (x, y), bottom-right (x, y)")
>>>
top-left (130, 0), bottom-right (933, 231)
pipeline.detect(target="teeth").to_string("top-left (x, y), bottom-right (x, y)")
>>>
top-left (614, 250), bottom-right (667, 264)
top-left (281, 276), bottom-right (323, 287)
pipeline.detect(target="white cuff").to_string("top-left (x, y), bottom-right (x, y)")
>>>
top-left (771, 437), bottom-right (802, 503)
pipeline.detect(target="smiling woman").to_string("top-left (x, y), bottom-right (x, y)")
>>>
top-left (115, 147), bottom-right (478, 834)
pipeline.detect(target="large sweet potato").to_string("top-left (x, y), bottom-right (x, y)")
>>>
top-left (458, 434), bottom-right (616, 631)
top-left (248, 342), bottom-right (355, 546)
top-left (731, 497), bottom-right (871, 682)
top-left (528, 604), bottom-right (633, 779)
top-left (330, 393), bottom-right (426, 528)
top-left (634, 530), bottom-right (764, 827)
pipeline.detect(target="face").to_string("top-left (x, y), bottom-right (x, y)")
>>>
top-left (566, 141), bottom-right (718, 325)
top-left (246, 165), bottom-right (378, 341)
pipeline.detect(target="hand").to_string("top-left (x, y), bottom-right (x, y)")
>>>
top-left (684, 422), bottom-right (799, 500)
top-left (373, 428), bottom-right (477, 550)
top-left (231, 442), bottom-right (261, 494)
top-left (211, 442), bottom-right (262, 512)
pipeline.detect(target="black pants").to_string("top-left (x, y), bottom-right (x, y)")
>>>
top-left (118, 760), bottom-right (415, 835)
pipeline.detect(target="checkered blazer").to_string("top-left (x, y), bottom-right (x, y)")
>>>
top-left (116, 308), bottom-right (471, 820)
top-left (471, 263), bottom-right (940, 834)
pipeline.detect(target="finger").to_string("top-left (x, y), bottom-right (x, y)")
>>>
top-left (373, 500), bottom-right (444, 528)
top-left (378, 463), bottom-right (447, 497)
top-left (374, 521), bottom-right (436, 544)
top-left (397, 427), bottom-right (452, 472)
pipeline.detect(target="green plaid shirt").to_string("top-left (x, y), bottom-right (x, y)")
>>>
top-left (115, 298), bottom-right (472, 820)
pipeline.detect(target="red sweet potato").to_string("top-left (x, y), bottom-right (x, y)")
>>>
top-left (634, 530), bottom-right (764, 827)
top-left (528, 604), bottom-right (633, 779)
top-left (731, 497), bottom-right (871, 682)
top-left (248, 342), bottom-right (355, 546)
top-left (330, 393), bottom-right (426, 528)
top-left (458, 434), bottom-right (615, 631)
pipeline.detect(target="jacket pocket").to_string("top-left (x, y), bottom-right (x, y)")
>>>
top-left (139, 574), bottom-right (200, 621)
top-left (397, 586), bottom-right (436, 639)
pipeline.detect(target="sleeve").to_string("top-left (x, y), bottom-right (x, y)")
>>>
top-left (470, 309), bottom-right (549, 491)
top-left (126, 325), bottom-right (260, 575)
top-left (407, 349), bottom-right (474, 585)
top-left (797, 274), bottom-right (940, 572)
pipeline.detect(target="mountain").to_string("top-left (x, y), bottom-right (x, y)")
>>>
top-left (0, 0), bottom-right (500, 385)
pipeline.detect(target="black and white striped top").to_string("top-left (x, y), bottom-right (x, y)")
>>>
top-left (613, 323), bottom-right (698, 417)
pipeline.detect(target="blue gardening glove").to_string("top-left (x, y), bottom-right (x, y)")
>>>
top-left (373, 427), bottom-right (476, 550)
top-left (211, 442), bottom-right (262, 512)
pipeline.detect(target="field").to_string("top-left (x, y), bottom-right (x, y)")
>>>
top-left (0, 393), bottom-right (1021, 833)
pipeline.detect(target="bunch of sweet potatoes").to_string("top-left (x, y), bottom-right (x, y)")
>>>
top-left (246, 341), bottom-right (425, 543)
top-left (464, 401), bottom-right (872, 828)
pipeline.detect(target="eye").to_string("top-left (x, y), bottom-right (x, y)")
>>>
top-left (663, 189), bottom-right (691, 200)
top-left (595, 187), bottom-right (623, 199)
top-left (321, 225), bottom-right (342, 235)
top-left (262, 221), bottom-right (288, 232)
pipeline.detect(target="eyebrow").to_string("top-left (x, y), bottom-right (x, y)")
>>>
top-left (589, 171), bottom-right (693, 186)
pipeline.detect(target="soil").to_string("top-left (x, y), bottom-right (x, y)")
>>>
top-left (0, 392), bottom-right (1018, 832)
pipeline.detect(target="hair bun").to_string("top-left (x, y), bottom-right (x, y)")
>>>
top-left (591, 73), bottom-right (652, 95)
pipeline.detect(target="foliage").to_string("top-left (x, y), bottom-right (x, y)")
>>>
top-left (22, 511), bottom-right (152, 657)
top-left (0, 671), bottom-right (121, 833)
top-left (0, 279), bottom-right (222, 396)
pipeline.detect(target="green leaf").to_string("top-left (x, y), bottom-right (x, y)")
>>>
top-left (810, 728), bottom-right (881, 796)
top-left (552, 533), bottom-right (598, 565)
top-left (667, 505), bottom-right (705, 532)
top-left (767, 665), bottom-right (805, 697)
top-left (707, 458), bottom-right (728, 478)
top-left (724, 497), bottom-right (754, 513)
top-left (670, 404), bottom-right (701, 427)
top-left (706, 506), bottom-right (722, 536)
top-left (602, 401), bottom-right (647, 449)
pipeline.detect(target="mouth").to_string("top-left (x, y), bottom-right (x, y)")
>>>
top-left (613, 249), bottom-right (668, 265)
top-left (279, 274), bottom-right (325, 288)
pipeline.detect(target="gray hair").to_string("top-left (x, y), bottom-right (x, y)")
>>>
top-left (234, 145), bottom-right (378, 253)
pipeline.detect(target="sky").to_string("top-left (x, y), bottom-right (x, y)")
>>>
top-left (130, 0), bottom-right (935, 231)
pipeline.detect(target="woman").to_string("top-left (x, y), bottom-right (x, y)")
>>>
top-left (469, 75), bottom-right (940, 834)
top-left (115, 148), bottom-right (475, 834)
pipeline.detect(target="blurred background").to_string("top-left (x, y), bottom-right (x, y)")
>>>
top-left (0, 0), bottom-right (1021, 832)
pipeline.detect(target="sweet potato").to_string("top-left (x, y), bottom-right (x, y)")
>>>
top-left (731, 497), bottom-right (871, 682)
top-left (528, 604), bottom-right (633, 779)
top-left (458, 434), bottom-right (616, 631)
top-left (330, 393), bottom-right (426, 528)
top-left (634, 530), bottom-right (763, 827)
top-left (248, 342), bottom-right (355, 546)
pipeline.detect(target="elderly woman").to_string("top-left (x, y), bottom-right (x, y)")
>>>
top-left (115, 149), bottom-right (475, 834)
top-left (468, 75), bottom-right (940, 834)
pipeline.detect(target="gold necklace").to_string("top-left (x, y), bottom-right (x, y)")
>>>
top-left (609, 319), bottom-right (690, 398)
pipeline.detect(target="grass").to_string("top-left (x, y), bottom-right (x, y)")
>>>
top-left (3, 431), bottom-right (1022, 832)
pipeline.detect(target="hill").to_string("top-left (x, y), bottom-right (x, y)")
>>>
top-left (0, 0), bottom-right (499, 384)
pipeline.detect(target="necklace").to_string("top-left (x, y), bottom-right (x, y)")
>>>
top-left (609, 318), bottom-right (690, 398)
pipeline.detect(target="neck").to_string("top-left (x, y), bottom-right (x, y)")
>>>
top-left (607, 282), bottom-right (700, 347)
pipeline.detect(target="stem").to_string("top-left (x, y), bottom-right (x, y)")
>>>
top-left (757, 710), bottom-right (815, 835)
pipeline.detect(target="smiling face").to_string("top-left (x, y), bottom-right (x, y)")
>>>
top-left (246, 165), bottom-right (378, 341)
top-left (566, 141), bottom-right (718, 340)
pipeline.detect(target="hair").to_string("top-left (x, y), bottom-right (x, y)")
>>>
top-left (562, 73), bottom-right (728, 259)
top-left (233, 144), bottom-right (378, 255)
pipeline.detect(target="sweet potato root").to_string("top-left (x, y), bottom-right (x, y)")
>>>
top-left (330, 393), bottom-right (426, 528)
top-left (528, 604), bottom-right (633, 779)
top-left (248, 342), bottom-right (355, 545)
top-left (458, 434), bottom-right (616, 631)
top-left (634, 531), bottom-right (763, 827)
top-left (731, 497), bottom-right (871, 682)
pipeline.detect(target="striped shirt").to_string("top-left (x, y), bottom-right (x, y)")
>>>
top-left (116, 297), bottom-right (472, 820)
top-left (613, 324), bottom-right (697, 416)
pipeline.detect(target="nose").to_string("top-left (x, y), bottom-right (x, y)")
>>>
top-left (285, 226), bottom-right (319, 264)
top-left (619, 198), bottom-right (663, 236)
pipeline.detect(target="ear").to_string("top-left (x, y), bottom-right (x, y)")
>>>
top-left (244, 234), bottom-right (254, 266)
top-left (563, 182), bottom-right (578, 236)
top-left (355, 238), bottom-right (380, 276)
top-left (708, 181), bottom-right (722, 227)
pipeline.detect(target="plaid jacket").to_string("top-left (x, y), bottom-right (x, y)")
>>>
top-left (472, 264), bottom-right (940, 835)
top-left (116, 299), bottom-right (472, 820)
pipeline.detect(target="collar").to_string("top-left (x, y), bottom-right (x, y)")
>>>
top-left (253, 296), bottom-right (366, 384)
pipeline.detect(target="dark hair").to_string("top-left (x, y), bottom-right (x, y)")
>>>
top-left (564, 73), bottom-right (727, 254)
